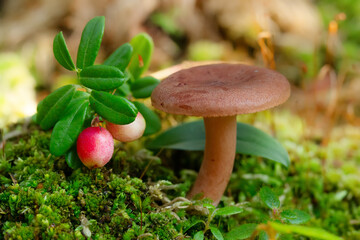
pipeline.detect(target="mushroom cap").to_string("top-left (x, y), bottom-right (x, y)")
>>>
top-left (151, 63), bottom-right (290, 117)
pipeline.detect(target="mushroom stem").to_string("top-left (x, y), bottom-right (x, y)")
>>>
top-left (187, 115), bottom-right (237, 206)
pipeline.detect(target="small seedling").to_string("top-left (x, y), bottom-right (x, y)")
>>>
top-left (36, 16), bottom-right (161, 169)
top-left (224, 186), bottom-right (340, 240)
top-left (185, 203), bottom-right (243, 240)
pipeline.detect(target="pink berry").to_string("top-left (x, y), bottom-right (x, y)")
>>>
top-left (76, 127), bottom-right (114, 169)
top-left (106, 112), bottom-right (146, 142)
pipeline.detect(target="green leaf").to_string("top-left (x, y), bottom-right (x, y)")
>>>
top-left (269, 222), bottom-right (343, 240)
top-left (65, 147), bottom-right (84, 169)
top-left (203, 203), bottom-right (216, 210)
top-left (71, 91), bottom-right (93, 128)
top-left (146, 120), bottom-right (290, 167)
top-left (259, 231), bottom-right (269, 240)
top-left (115, 81), bottom-right (131, 97)
top-left (50, 98), bottom-right (89, 156)
top-left (280, 209), bottom-right (311, 224)
top-left (76, 16), bottom-right (105, 69)
top-left (184, 219), bottom-right (205, 232)
top-left (104, 43), bottom-right (133, 71)
top-left (128, 33), bottom-right (154, 79)
top-left (37, 85), bottom-right (76, 130)
top-left (90, 90), bottom-right (137, 124)
top-left (130, 76), bottom-right (160, 99)
top-left (194, 231), bottom-right (204, 240)
top-left (70, 90), bottom-right (90, 102)
top-left (133, 102), bottom-right (161, 136)
top-left (215, 206), bottom-right (243, 216)
top-left (53, 32), bottom-right (76, 71)
top-left (210, 226), bottom-right (224, 240)
top-left (226, 224), bottom-right (257, 240)
top-left (79, 65), bottom-right (125, 91)
top-left (31, 113), bottom-right (38, 124)
top-left (259, 187), bottom-right (280, 209)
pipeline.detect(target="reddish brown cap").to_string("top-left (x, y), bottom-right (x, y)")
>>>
top-left (151, 63), bottom-right (290, 117)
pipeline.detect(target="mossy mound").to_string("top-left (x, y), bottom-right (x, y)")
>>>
top-left (0, 125), bottom-right (193, 239)
top-left (1, 121), bottom-right (360, 239)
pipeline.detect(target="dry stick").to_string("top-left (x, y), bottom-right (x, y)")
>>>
top-left (258, 32), bottom-right (276, 70)
top-left (258, 32), bottom-right (277, 137)
top-left (9, 173), bottom-right (17, 184)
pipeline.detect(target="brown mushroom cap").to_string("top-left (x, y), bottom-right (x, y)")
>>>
top-left (151, 63), bottom-right (290, 117)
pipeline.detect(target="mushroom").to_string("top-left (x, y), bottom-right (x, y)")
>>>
top-left (151, 63), bottom-right (290, 205)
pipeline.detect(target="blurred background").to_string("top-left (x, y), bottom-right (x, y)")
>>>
top-left (0, 0), bottom-right (360, 143)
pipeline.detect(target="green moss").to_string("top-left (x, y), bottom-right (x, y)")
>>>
top-left (1, 121), bottom-right (359, 239)
top-left (0, 124), bottom-right (188, 239)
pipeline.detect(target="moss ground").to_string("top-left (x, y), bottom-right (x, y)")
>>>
top-left (1, 117), bottom-right (359, 239)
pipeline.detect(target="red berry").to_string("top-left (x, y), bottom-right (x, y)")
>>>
top-left (106, 112), bottom-right (146, 142)
top-left (76, 127), bottom-right (114, 169)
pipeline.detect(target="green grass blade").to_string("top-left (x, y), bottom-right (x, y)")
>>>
top-left (269, 222), bottom-right (343, 240)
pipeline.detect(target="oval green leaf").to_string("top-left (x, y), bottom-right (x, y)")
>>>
top-left (76, 16), bottom-right (105, 69)
top-left (70, 91), bottom-right (93, 128)
top-left (280, 209), bottom-right (311, 224)
top-left (90, 90), bottom-right (137, 124)
top-left (53, 32), bottom-right (76, 71)
top-left (71, 90), bottom-right (90, 102)
top-left (225, 224), bottom-right (257, 240)
top-left (194, 231), bottom-right (204, 240)
top-left (210, 227), bottom-right (224, 240)
top-left (146, 120), bottom-right (290, 167)
top-left (79, 65), bottom-right (125, 91)
top-left (184, 219), bottom-right (205, 233)
top-left (65, 147), bottom-right (84, 169)
top-left (215, 206), bottom-right (243, 217)
top-left (130, 76), bottom-right (160, 99)
top-left (259, 187), bottom-right (280, 210)
top-left (259, 231), bottom-right (269, 240)
top-left (128, 33), bottom-right (154, 79)
top-left (37, 85), bottom-right (77, 130)
top-left (104, 43), bottom-right (133, 71)
top-left (50, 98), bottom-right (89, 156)
top-left (133, 101), bottom-right (161, 136)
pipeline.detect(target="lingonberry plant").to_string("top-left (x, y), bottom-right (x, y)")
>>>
top-left (36, 16), bottom-right (161, 169)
